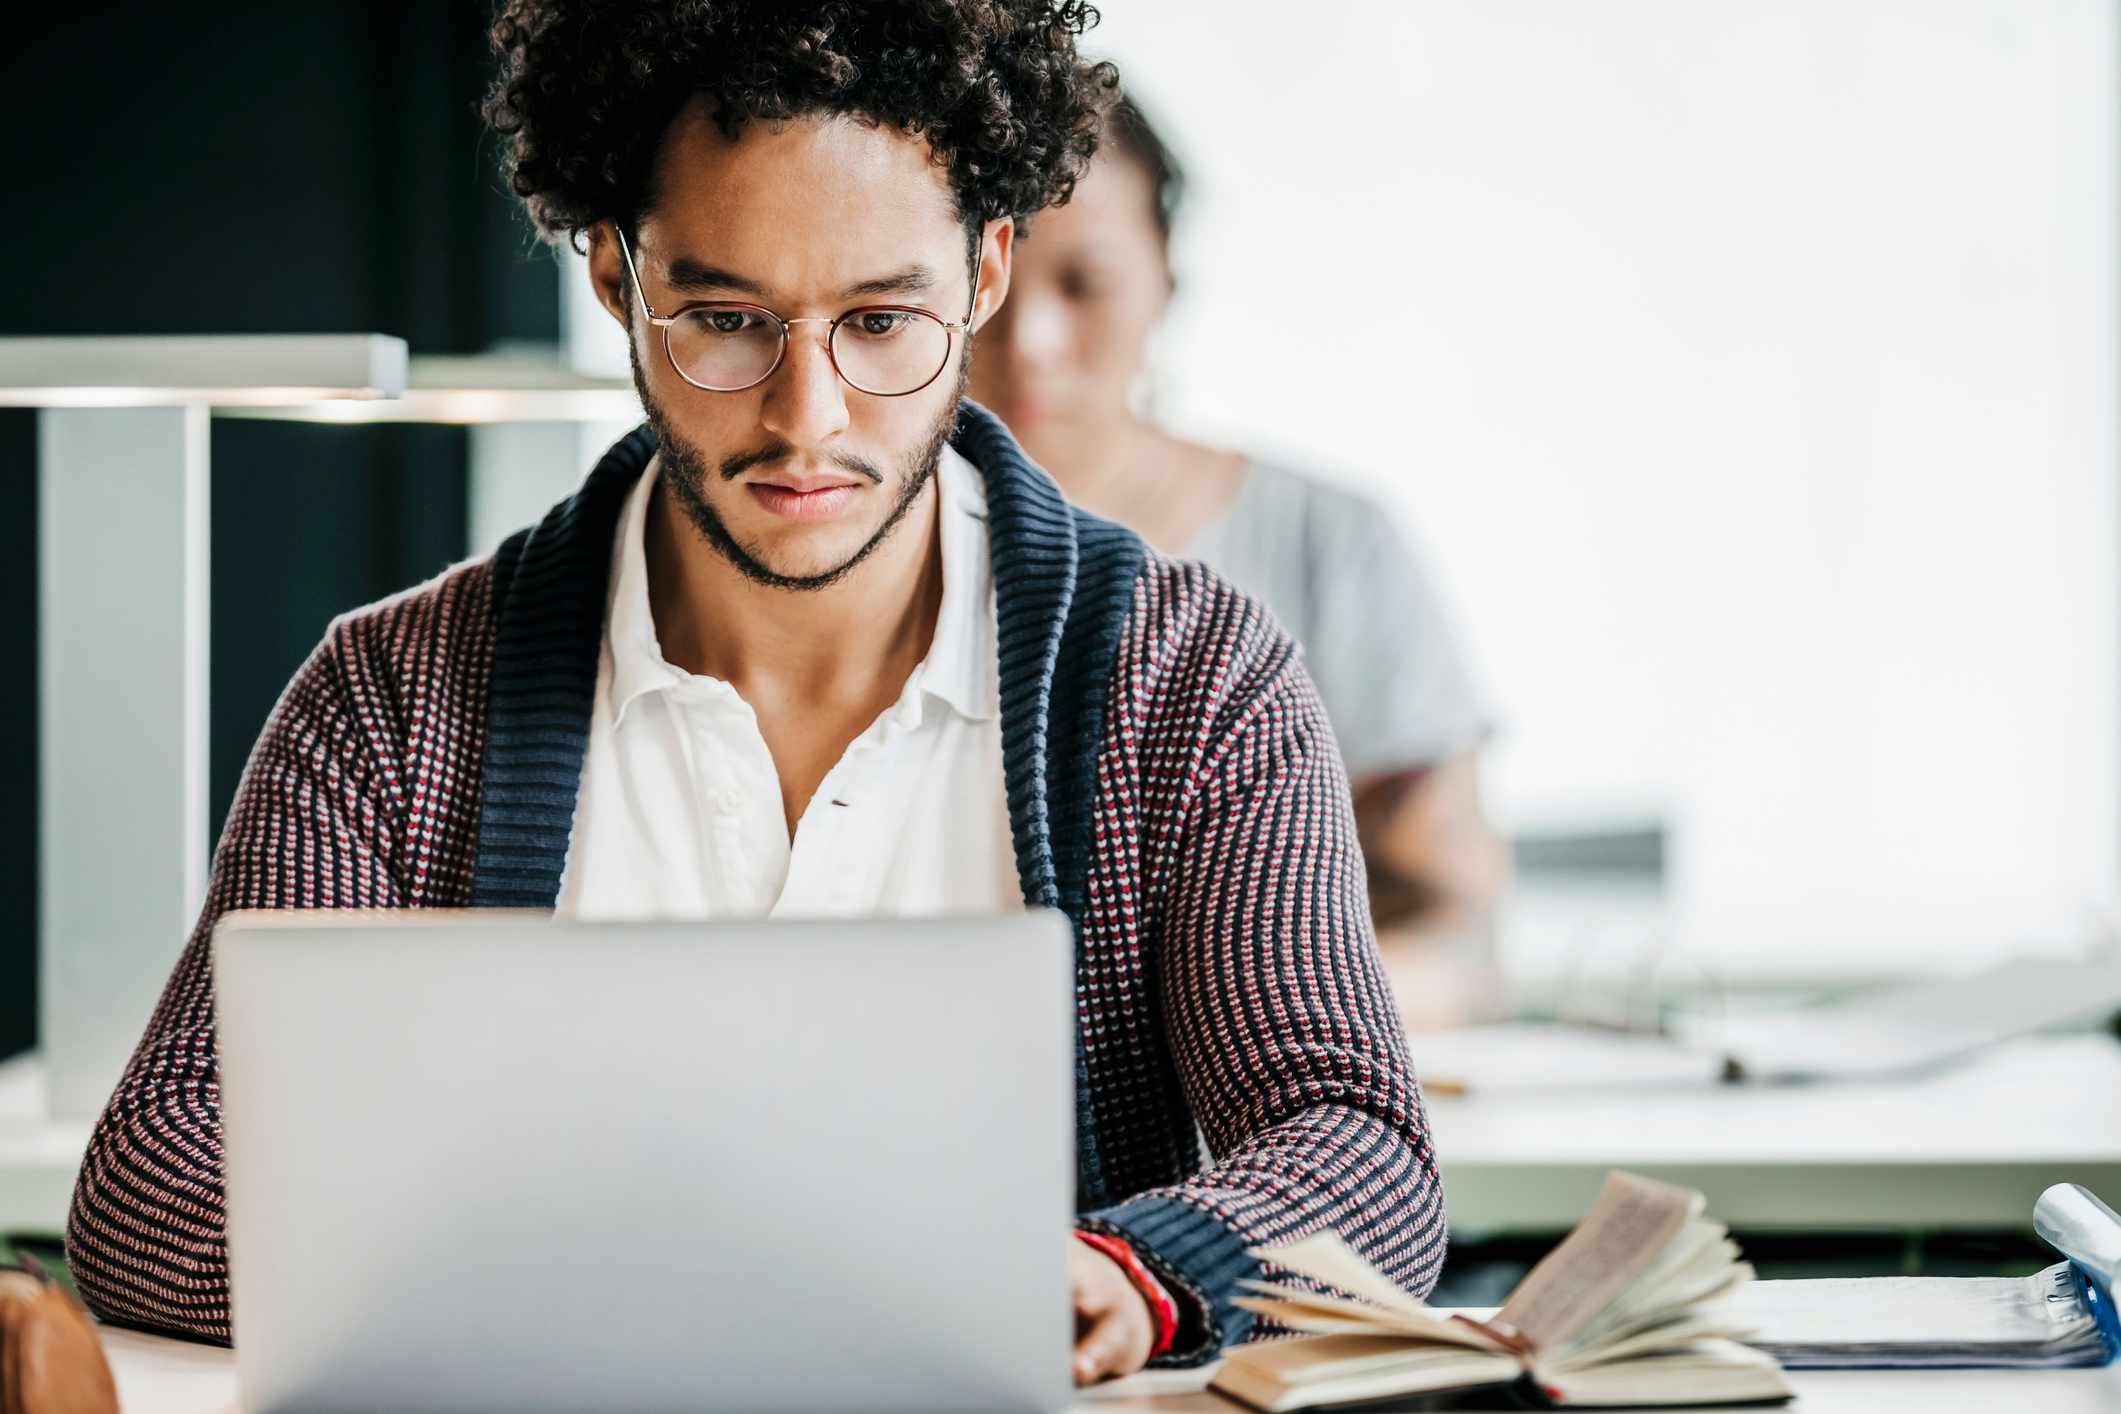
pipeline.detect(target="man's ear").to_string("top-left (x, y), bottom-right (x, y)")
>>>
top-left (970, 217), bottom-right (1015, 333)
top-left (585, 221), bottom-right (634, 331)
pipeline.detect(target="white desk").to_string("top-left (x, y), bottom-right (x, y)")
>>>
top-left (1419, 1032), bottom-right (2121, 1231)
top-left (0, 1051), bottom-right (87, 1233)
top-left (15, 1034), bottom-right (2121, 1239)
top-left (98, 1325), bottom-right (2121, 1412)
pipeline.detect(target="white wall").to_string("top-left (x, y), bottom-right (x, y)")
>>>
top-left (1091, 1), bottom-right (2120, 972)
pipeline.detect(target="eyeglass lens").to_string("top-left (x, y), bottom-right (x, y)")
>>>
top-left (665, 304), bottom-right (953, 395)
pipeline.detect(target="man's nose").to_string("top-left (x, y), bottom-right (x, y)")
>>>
top-left (757, 320), bottom-right (851, 449)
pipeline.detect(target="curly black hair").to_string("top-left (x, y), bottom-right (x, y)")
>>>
top-left (483, 1), bottom-right (1119, 251)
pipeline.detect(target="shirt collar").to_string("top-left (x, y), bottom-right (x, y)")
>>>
top-left (920, 443), bottom-right (999, 724)
top-left (603, 442), bottom-right (997, 728)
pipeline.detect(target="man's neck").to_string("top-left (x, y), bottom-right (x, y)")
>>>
top-left (642, 456), bottom-right (946, 713)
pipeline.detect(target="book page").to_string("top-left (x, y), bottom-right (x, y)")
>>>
top-left (1247, 1231), bottom-right (1440, 1319)
top-left (1213, 1335), bottom-right (1524, 1411)
top-left (1235, 1288), bottom-right (1505, 1350)
top-left (1561, 1220), bottom-right (1746, 1354)
top-left (1497, 1170), bottom-right (1702, 1350)
top-left (1544, 1340), bottom-right (1792, 1407)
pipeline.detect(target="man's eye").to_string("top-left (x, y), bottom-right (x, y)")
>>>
top-left (855, 311), bottom-right (911, 337)
top-left (706, 310), bottom-right (752, 334)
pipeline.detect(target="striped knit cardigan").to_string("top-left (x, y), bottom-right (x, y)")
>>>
top-left (66, 402), bottom-right (1446, 1359)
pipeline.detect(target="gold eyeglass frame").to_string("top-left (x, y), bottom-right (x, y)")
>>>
top-left (613, 226), bottom-right (976, 398)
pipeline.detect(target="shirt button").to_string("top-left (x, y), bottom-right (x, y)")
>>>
top-left (713, 787), bottom-right (744, 814)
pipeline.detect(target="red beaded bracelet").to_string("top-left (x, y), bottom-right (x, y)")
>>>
top-left (1074, 1229), bottom-right (1178, 1362)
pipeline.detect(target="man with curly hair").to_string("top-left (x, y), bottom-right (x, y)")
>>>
top-left (67, 0), bottom-right (1445, 1384)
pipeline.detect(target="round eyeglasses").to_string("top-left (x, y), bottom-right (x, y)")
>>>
top-left (614, 228), bottom-right (973, 398)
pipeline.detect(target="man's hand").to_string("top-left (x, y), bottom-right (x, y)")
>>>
top-left (1070, 1239), bottom-right (1156, 1385)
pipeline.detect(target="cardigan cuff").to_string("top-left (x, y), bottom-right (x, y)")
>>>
top-left (1076, 1194), bottom-right (1258, 1365)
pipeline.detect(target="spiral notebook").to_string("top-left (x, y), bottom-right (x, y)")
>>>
top-left (1725, 1182), bottom-right (2121, 1369)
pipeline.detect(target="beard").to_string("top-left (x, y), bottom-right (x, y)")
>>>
top-left (632, 340), bottom-right (970, 593)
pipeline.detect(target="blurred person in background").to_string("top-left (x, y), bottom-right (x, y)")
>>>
top-left (970, 94), bottom-right (1510, 1024)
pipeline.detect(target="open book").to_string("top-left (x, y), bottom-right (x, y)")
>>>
top-left (1211, 1171), bottom-right (1792, 1410)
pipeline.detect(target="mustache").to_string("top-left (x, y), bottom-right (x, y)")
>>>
top-left (718, 441), bottom-right (884, 486)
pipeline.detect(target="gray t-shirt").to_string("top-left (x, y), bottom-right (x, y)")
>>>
top-left (1187, 462), bottom-right (1489, 780)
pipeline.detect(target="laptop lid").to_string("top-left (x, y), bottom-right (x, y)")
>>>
top-left (215, 911), bottom-right (1075, 1414)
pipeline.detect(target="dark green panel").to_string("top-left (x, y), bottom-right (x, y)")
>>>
top-left (207, 422), bottom-right (470, 839)
top-left (1, 1), bottom-right (559, 1058)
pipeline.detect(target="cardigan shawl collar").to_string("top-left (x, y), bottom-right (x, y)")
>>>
top-left (470, 400), bottom-right (1149, 1202)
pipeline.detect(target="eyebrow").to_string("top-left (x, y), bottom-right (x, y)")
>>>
top-left (663, 258), bottom-right (768, 298)
top-left (839, 266), bottom-right (940, 300)
top-left (660, 256), bottom-right (941, 303)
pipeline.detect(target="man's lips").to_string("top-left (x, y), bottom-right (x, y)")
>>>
top-left (753, 475), bottom-right (862, 494)
top-left (746, 481), bottom-right (860, 521)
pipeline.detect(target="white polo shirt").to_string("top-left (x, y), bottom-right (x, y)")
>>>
top-left (555, 446), bottom-right (1023, 919)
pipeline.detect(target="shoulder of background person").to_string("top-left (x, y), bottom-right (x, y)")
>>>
top-left (1235, 458), bottom-right (1417, 566)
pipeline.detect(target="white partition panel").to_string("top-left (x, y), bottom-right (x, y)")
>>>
top-left (39, 405), bottom-right (210, 1119)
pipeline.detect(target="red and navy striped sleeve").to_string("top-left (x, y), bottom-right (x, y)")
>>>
top-left (1077, 557), bottom-right (1445, 1361)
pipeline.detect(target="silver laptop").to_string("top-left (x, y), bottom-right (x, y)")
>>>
top-left (214, 910), bottom-right (1076, 1414)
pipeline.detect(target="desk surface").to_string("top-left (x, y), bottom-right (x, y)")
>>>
top-left (14, 1034), bottom-right (2121, 1239)
top-left (1418, 1032), bottom-right (2121, 1230)
top-left (0, 1050), bottom-right (88, 1232)
top-left (100, 1326), bottom-right (2121, 1413)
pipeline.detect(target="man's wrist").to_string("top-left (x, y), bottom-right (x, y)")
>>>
top-left (1074, 1229), bottom-right (1177, 1361)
